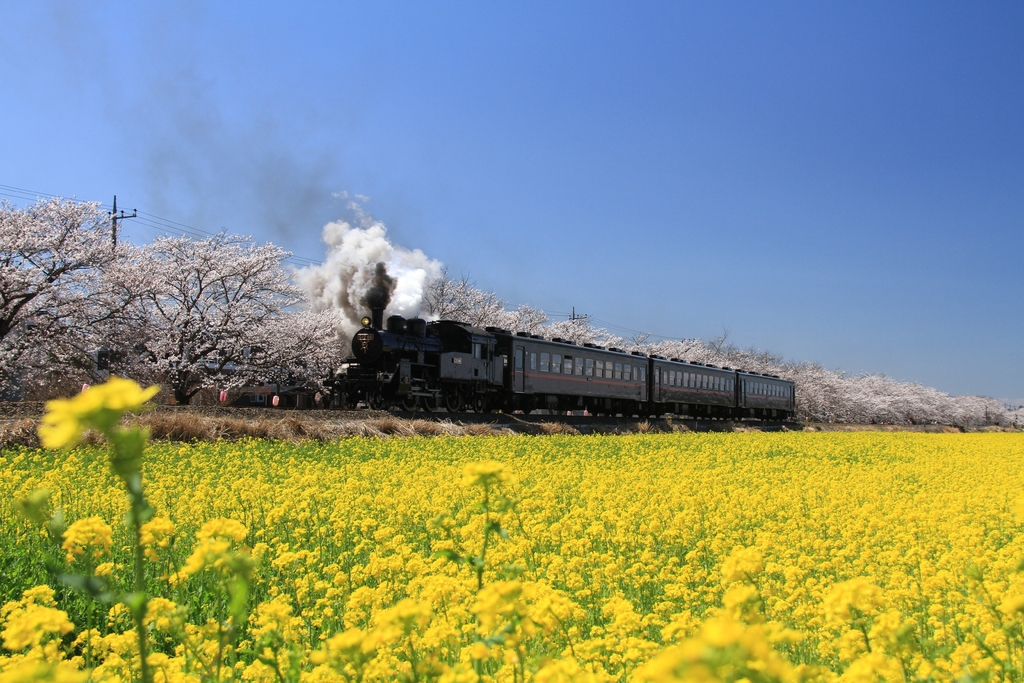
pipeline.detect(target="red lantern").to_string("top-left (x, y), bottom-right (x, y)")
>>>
top-left (272, 395), bottom-right (280, 407)
top-left (219, 390), bottom-right (227, 403)
top-left (82, 384), bottom-right (90, 393)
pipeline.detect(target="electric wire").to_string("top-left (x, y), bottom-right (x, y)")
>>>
top-left (0, 183), bottom-right (322, 268)
top-left (3, 182), bottom-right (690, 341)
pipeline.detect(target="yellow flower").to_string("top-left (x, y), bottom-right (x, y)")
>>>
top-left (0, 662), bottom-right (87, 683)
top-left (38, 377), bottom-right (159, 448)
top-left (720, 546), bottom-right (764, 584)
top-left (140, 517), bottom-right (176, 560)
top-left (462, 460), bottom-right (512, 488)
top-left (179, 518), bottom-right (249, 577)
top-left (824, 578), bottom-right (884, 623)
top-left (998, 593), bottom-right (1024, 616)
top-left (61, 516), bottom-right (113, 563)
top-left (0, 587), bottom-right (75, 651)
top-left (145, 597), bottom-right (182, 631)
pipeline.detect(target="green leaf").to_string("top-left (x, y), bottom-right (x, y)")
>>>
top-left (433, 549), bottom-right (465, 564)
top-left (122, 591), bottom-right (148, 618)
top-left (109, 428), bottom-right (148, 480)
top-left (60, 573), bottom-right (116, 604)
top-left (46, 508), bottom-right (66, 542)
top-left (14, 488), bottom-right (52, 525)
top-left (227, 576), bottom-right (250, 622)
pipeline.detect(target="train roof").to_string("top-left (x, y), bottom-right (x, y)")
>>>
top-left (429, 320), bottom-right (495, 337)
top-left (490, 329), bottom-right (645, 357)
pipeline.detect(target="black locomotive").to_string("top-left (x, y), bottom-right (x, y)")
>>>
top-left (328, 306), bottom-right (795, 420)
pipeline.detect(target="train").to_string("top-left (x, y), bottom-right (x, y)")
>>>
top-left (327, 306), bottom-right (795, 420)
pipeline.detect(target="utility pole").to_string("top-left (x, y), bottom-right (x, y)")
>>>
top-left (109, 195), bottom-right (137, 249)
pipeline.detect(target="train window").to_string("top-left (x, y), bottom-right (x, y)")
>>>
top-left (614, 363), bottom-right (622, 379)
top-left (585, 358), bottom-right (594, 376)
top-left (530, 352), bottom-right (537, 370)
top-left (653, 367), bottom-right (659, 383)
top-left (564, 357), bottom-right (573, 374)
top-left (640, 367), bottom-right (646, 382)
top-left (703, 375), bottom-right (709, 389)
top-left (540, 353), bottom-right (549, 372)
top-left (606, 362), bottom-right (614, 379)
top-left (624, 364), bottom-right (631, 381)
top-left (575, 358), bottom-right (583, 375)
top-left (515, 349), bottom-right (523, 369)
top-left (473, 343), bottom-right (482, 359)
top-left (595, 360), bottom-right (604, 378)
top-left (552, 354), bottom-right (561, 373)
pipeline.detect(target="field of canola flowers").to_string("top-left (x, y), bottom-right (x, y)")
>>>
top-left (2, 404), bottom-right (1024, 682)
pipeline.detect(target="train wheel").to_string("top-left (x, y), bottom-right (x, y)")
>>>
top-left (367, 390), bottom-right (385, 411)
top-left (444, 392), bottom-right (461, 412)
top-left (401, 394), bottom-right (419, 412)
top-left (472, 395), bottom-right (486, 413)
top-left (422, 394), bottom-right (439, 412)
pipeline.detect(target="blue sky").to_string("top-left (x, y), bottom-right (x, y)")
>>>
top-left (2, 2), bottom-right (1021, 400)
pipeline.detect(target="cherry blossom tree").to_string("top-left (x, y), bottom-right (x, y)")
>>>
top-left (0, 198), bottom-right (118, 395)
top-left (118, 233), bottom-right (312, 404)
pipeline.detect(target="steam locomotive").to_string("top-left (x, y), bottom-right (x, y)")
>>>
top-left (327, 305), bottom-right (796, 420)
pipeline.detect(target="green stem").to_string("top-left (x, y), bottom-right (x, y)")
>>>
top-left (132, 502), bottom-right (151, 683)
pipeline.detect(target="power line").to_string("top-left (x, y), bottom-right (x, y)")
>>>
top-left (2, 182), bottom-right (692, 341)
top-left (0, 183), bottom-right (323, 268)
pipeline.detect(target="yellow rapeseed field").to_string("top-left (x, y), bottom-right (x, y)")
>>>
top-left (1, 385), bottom-right (1023, 682)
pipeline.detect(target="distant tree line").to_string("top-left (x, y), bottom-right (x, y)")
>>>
top-left (423, 270), bottom-right (1022, 428)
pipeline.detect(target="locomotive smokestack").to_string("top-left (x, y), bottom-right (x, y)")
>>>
top-left (361, 261), bottom-right (395, 330)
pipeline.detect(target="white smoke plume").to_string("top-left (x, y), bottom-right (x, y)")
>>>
top-left (296, 201), bottom-right (443, 338)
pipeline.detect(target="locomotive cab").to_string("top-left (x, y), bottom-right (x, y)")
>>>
top-left (428, 321), bottom-right (504, 411)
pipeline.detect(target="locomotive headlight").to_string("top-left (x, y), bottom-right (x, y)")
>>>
top-left (361, 316), bottom-right (372, 328)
